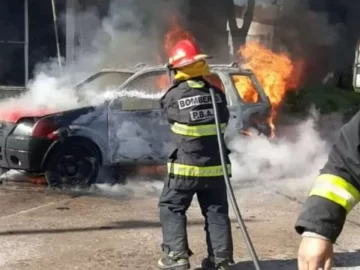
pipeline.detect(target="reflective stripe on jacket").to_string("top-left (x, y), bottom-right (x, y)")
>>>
top-left (309, 174), bottom-right (360, 213)
top-left (171, 122), bottom-right (227, 137)
top-left (160, 77), bottom-right (231, 189)
top-left (295, 110), bottom-right (360, 242)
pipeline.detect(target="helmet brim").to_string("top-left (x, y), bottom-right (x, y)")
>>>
top-left (194, 54), bottom-right (212, 60)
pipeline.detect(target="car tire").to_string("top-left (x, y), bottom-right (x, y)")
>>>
top-left (44, 141), bottom-right (100, 189)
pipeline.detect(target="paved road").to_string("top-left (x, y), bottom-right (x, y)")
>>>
top-left (0, 178), bottom-right (360, 270)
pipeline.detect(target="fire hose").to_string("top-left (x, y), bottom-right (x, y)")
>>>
top-left (209, 88), bottom-right (262, 270)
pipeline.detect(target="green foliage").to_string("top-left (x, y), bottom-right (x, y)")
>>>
top-left (283, 85), bottom-right (360, 116)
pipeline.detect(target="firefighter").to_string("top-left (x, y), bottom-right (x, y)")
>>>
top-left (295, 110), bottom-right (360, 269)
top-left (157, 39), bottom-right (234, 270)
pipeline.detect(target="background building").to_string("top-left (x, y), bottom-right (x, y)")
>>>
top-left (0, 0), bottom-right (359, 89)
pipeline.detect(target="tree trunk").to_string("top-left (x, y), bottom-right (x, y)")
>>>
top-left (228, 0), bottom-right (255, 52)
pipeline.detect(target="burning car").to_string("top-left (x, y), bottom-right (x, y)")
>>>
top-left (0, 62), bottom-right (271, 188)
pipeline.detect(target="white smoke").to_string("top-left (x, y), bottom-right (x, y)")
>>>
top-left (0, 0), bottom-right (165, 115)
top-left (91, 110), bottom-right (342, 199)
top-left (94, 180), bottom-right (164, 199)
top-left (228, 110), bottom-right (343, 200)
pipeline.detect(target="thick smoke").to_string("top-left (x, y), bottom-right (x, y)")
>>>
top-left (283, 0), bottom-right (347, 47)
top-left (0, 0), bottom-right (169, 113)
top-left (66, 0), bottom-right (161, 75)
top-left (228, 106), bottom-right (345, 200)
top-left (276, 0), bottom-right (360, 84)
top-left (229, 115), bottom-right (331, 197)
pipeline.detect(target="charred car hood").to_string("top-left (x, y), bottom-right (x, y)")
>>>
top-left (0, 108), bottom-right (58, 123)
top-left (0, 106), bottom-right (97, 123)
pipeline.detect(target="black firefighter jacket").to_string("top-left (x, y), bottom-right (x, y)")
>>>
top-left (160, 77), bottom-right (231, 190)
top-left (295, 110), bottom-right (360, 242)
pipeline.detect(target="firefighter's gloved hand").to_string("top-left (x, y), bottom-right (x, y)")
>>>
top-left (298, 233), bottom-right (333, 270)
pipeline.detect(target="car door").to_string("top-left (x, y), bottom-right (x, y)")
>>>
top-left (212, 69), bottom-right (272, 138)
top-left (205, 71), bottom-right (240, 140)
top-left (108, 71), bottom-right (173, 164)
top-left (231, 71), bottom-right (272, 136)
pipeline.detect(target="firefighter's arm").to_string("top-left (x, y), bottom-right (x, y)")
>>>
top-left (295, 111), bottom-right (360, 242)
top-left (215, 87), bottom-right (230, 124)
top-left (160, 90), bottom-right (179, 124)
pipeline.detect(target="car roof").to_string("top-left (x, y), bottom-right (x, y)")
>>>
top-left (97, 62), bottom-right (255, 76)
top-left (74, 62), bottom-right (256, 90)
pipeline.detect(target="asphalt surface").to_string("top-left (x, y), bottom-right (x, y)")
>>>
top-left (1, 175), bottom-right (360, 270)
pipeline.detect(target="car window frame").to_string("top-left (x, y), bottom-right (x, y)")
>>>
top-left (209, 70), bottom-right (237, 107)
top-left (227, 71), bottom-right (269, 105)
top-left (74, 70), bottom-right (135, 91)
top-left (112, 69), bottom-right (172, 111)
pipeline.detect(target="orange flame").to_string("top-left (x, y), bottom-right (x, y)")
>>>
top-left (233, 42), bottom-right (303, 136)
top-left (164, 17), bottom-right (196, 56)
top-left (153, 54), bottom-right (168, 91)
top-left (157, 74), bottom-right (170, 91)
top-left (156, 17), bottom-right (196, 91)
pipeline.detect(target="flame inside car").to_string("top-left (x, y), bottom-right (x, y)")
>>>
top-left (159, 18), bottom-right (304, 137)
top-left (233, 42), bottom-right (303, 137)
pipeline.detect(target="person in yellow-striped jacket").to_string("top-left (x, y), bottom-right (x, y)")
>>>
top-left (295, 110), bottom-right (360, 270)
top-left (157, 39), bottom-right (233, 270)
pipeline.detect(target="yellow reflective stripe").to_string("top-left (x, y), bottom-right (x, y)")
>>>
top-left (310, 188), bottom-right (353, 213)
top-left (171, 122), bottom-right (226, 137)
top-left (187, 80), bottom-right (205, 88)
top-left (167, 163), bottom-right (231, 177)
top-left (309, 174), bottom-right (360, 213)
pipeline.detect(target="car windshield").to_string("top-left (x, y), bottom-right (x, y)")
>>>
top-left (231, 74), bottom-right (260, 103)
top-left (77, 71), bottom-right (134, 92)
top-left (115, 71), bottom-right (171, 111)
top-left (117, 72), bottom-right (228, 111)
top-left (74, 71), bottom-right (134, 104)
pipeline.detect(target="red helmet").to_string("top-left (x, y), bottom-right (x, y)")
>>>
top-left (168, 39), bottom-right (212, 68)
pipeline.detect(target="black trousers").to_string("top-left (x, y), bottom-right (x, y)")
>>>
top-left (158, 184), bottom-right (233, 261)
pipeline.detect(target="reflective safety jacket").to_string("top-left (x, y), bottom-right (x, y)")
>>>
top-left (160, 77), bottom-right (231, 190)
top-left (295, 110), bottom-right (360, 242)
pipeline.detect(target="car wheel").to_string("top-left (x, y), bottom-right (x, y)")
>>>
top-left (44, 142), bottom-right (100, 189)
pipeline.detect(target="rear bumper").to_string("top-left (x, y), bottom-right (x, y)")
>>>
top-left (0, 136), bottom-right (53, 172)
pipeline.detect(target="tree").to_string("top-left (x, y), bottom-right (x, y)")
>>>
top-left (227, 0), bottom-right (255, 51)
top-left (181, 0), bottom-right (255, 62)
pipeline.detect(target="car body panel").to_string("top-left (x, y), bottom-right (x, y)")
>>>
top-left (65, 104), bottom-right (110, 164)
top-left (0, 108), bottom-right (57, 123)
top-left (0, 63), bottom-right (272, 177)
top-left (104, 63), bottom-right (271, 166)
top-left (5, 137), bottom-right (52, 172)
top-left (108, 108), bottom-right (171, 164)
